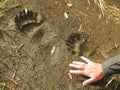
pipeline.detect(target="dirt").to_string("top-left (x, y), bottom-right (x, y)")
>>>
top-left (0, 0), bottom-right (120, 90)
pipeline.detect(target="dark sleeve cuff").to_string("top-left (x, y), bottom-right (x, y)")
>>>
top-left (102, 54), bottom-right (120, 76)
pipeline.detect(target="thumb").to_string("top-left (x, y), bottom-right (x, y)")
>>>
top-left (82, 78), bottom-right (95, 86)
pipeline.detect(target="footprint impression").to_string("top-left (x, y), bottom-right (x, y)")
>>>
top-left (66, 32), bottom-right (96, 57)
top-left (14, 9), bottom-right (44, 42)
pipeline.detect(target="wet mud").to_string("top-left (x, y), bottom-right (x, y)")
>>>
top-left (0, 0), bottom-right (120, 90)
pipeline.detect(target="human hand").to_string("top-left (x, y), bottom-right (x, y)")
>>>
top-left (69, 56), bottom-right (104, 86)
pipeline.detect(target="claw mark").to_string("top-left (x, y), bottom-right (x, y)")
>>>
top-left (14, 8), bottom-right (43, 30)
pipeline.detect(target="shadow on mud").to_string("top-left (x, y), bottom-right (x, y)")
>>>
top-left (92, 77), bottom-right (120, 90)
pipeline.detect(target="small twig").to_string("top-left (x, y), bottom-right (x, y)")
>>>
top-left (78, 24), bottom-right (83, 32)
top-left (68, 73), bottom-right (72, 79)
top-left (12, 72), bottom-right (16, 79)
top-left (8, 78), bottom-right (18, 85)
top-left (51, 46), bottom-right (56, 55)
top-left (17, 44), bottom-right (24, 53)
top-left (87, 0), bottom-right (90, 6)
top-left (105, 77), bottom-right (116, 87)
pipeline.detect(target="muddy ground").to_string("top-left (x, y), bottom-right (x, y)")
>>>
top-left (0, 0), bottom-right (120, 90)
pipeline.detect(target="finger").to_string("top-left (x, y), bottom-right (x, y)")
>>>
top-left (82, 78), bottom-right (95, 86)
top-left (72, 61), bottom-right (86, 65)
top-left (81, 56), bottom-right (92, 63)
top-left (69, 63), bottom-right (86, 70)
top-left (69, 70), bottom-right (85, 75)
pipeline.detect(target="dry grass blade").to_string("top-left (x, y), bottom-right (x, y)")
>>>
top-left (93, 0), bottom-right (120, 23)
top-left (94, 0), bottom-right (106, 16)
top-left (0, 82), bottom-right (14, 90)
top-left (105, 5), bottom-right (120, 18)
top-left (105, 77), bottom-right (116, 87)
top-left (0, 0), bottom-right (9, 8)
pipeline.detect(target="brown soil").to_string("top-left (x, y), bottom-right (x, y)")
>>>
top-left (0, 0), bottom-right (120, 90)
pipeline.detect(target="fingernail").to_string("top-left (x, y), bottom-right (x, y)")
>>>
top-left (82, 82), bottom-right (87, 86)
top-left (69, 64), bottom-right (72, 66)
top-left (81, 56), bottom-right (84, 59)
top-left (69, 70), bottom-right (71, 72)
top-left (69, 70), bottom-right (72, 73)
